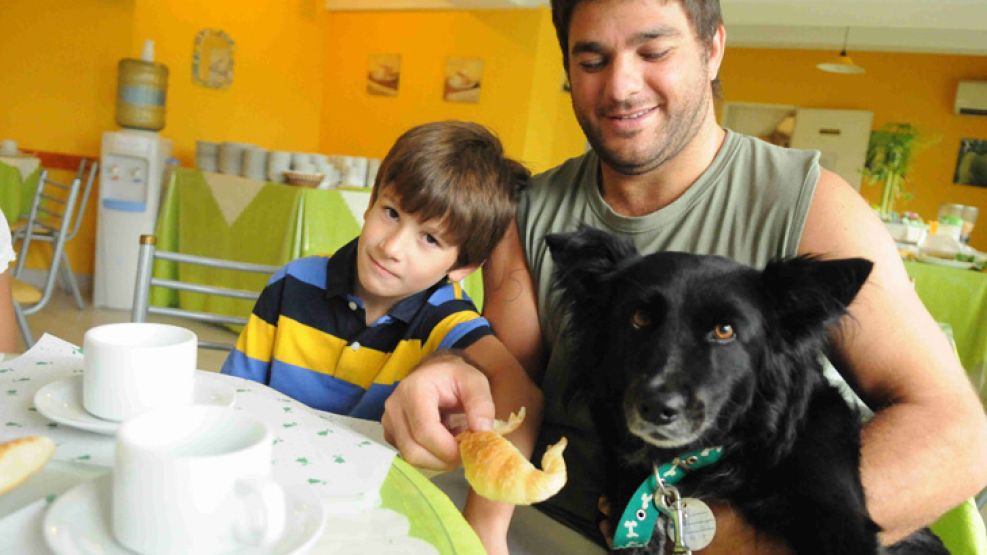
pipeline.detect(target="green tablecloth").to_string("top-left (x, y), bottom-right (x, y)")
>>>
top-left (905, 260), bottom-right (987, 400)
top-left (0, 158), bottom-right (41, 224)
top-left (152, 168), bottom-right (483, 320)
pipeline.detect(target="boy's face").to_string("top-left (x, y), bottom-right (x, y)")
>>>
top-left (356, 188), bottom-right (476, 311)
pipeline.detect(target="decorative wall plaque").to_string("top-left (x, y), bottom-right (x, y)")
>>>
top-left (192, 29), bottom-right (235, 89)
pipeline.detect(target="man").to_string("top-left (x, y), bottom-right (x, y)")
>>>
top-left (383, 1), bottom-right (987, 553)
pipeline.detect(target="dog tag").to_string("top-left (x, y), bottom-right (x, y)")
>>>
top-left (679, 498), bottom-right (716, 551)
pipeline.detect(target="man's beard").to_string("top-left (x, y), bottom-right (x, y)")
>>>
top-left (575, 79), bottom-right (712, 177)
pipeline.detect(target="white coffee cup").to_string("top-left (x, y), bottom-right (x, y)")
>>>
top-left (82, 323), bottom-right (196, 422)
top-left (113, 405), bottom-right (286, 555)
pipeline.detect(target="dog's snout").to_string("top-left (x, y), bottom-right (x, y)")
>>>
top-left (637, 392), bottom-right (686, 425)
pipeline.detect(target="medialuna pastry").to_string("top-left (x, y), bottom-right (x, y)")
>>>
top-left (0, 435), bottom-right (56, 495)
top-left (457, 407), bottom-right (568, 505)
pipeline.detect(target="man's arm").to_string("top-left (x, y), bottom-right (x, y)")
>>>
top-left (800, 169), bottom-right (987, 543)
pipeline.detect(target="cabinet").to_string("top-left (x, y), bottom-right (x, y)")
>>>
top-left (721, 102), bottom-right (874, 190)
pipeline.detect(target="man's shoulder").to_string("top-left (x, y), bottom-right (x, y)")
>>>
top-left (728, 130), bottom-right (820, 172)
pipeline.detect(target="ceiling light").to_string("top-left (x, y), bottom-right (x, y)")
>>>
top-left (817, 27), bottom-right (865, 75)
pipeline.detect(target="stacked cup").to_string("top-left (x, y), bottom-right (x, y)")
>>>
top-left (267, 151), bottom-right (291, 183)
top-left (242, 146), bottom-right (268, 181)
top-left (219, 142), bottom-right (247, 175)
top-left (195, 141), bottom-right (219, 173)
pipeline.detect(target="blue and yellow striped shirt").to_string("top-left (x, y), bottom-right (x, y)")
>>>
top-left (220, 239), bottom-right (491, 420)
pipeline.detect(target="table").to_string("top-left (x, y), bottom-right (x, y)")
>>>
top-left (151, 168), bottom-right (484, 319)
top-left (0, 155), bottom-right (41, 225)
top-left (0, 334), bottom-right (485, 554)
top-left (904, 260), bottom-right (987, 399)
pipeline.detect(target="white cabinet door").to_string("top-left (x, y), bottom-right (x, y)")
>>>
top-left (790, 108), bottom-right (874, 191)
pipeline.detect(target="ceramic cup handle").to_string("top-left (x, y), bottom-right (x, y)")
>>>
top-left (233, 475), bottom-right (287, 546)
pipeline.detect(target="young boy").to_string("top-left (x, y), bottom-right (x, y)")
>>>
top-left (220, 121), bottom-right (528, 420)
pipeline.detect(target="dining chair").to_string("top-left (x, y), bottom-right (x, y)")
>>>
top-left (11, 159), bottom-right (97, 311)
top-left (12, 168), bottom-right (83, 347)
top-left (131, 234), bottom-right (279, 351)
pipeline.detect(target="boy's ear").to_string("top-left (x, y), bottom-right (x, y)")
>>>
top-left (448, 263), bottom-right (480, 283)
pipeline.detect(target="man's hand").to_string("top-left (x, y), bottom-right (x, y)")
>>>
top-left (382, 351), bottom-right (496, 470)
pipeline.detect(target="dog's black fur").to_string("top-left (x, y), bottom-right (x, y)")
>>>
top-left (546, 227), bottom-right (947, 555)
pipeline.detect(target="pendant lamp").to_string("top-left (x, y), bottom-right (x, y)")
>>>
top-left (817, 27), bottom-right (865, 74)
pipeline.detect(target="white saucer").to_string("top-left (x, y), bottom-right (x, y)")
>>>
top-left (916, 254), bottom-right (976, 270)
top-left (34, 373), bottom-right (237, 435)
top-left (43, 474), bottom-right (325, 555)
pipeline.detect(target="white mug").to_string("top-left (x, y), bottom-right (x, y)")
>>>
top-left (82, 323), bottom-right (196, 421)
top-left (113, 405), bottom-right (286, 555)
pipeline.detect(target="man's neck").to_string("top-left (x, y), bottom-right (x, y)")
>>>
top-left (599, 123), bottom-right (726, 217)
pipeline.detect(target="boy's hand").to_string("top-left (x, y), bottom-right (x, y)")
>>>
top-left (382, 352), bottom-right (495, 470)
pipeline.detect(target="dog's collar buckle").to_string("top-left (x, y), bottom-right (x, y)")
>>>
top-left (612, 446), bottom-right (723, 550)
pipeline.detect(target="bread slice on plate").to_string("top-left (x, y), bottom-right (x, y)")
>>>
top-left (0, 435), bottom-right (56, 495)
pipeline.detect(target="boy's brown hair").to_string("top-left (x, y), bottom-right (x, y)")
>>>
top-left (371, 121), bottom-right (529, 269)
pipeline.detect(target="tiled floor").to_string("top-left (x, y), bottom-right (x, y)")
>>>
top-left (20, 287), bottom-right (236, 372)
top-left (21, 288), bottom-right (987, 526)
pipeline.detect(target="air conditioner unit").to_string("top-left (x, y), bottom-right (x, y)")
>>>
top-left (955, 81), bottom-right (987, 116)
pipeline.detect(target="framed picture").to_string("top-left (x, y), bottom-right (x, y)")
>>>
top-left (443, 57), bottom-right (483, 103)
top-left (954, 138), bottom-right (987, 187)
top-left (367, 54), bottom-right (400, 97)
top-left (192, 29), bottom-right (235, 89)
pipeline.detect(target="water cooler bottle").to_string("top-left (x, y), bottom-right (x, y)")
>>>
top-left (94, 40), bottom-right (171, 309)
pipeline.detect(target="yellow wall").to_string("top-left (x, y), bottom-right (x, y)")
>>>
top-left (319, 7), bottom-right (583, 174)
top-left (720, 48), bottom-right (987, 249)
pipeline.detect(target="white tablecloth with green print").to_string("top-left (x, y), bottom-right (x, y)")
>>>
top-left (0, 334), bottom-right (485, 554)
top-left (151, 169), bottom-right (484, 320)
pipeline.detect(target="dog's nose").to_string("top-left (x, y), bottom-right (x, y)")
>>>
top-left (638, 393), bottom-right (686, 425)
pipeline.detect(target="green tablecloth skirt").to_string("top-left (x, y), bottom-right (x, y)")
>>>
top-left (904, 261), bottom-right (987, 401)
top-left (0, 161), bottom-right (40, 224)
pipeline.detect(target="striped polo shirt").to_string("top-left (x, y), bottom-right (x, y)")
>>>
top-left (221, 238), bottom-right (492, 420)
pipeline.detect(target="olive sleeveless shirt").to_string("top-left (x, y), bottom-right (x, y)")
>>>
top-left (516, 129), bottom-right (820, 541)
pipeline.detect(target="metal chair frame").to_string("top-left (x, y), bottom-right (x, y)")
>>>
top-left (12, 158), bottom-right (97, 310)
top-left (12, 168), bottom-right (83, 346)
top-left (131, 234), bottom-right (279, 351)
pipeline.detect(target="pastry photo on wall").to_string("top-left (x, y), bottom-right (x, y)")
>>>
top-left (367, 54), bottom-right (401, 97)
top-left (443, 57), bottom-right (483, 103)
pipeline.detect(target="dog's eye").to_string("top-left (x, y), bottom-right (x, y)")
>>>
top-left (711, 324), bottom-right (736, 342)
top-left (631, 310), bottom-right (652, 330)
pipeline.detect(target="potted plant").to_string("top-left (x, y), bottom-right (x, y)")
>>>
top-left (861, 123), bottom-right (932, 221)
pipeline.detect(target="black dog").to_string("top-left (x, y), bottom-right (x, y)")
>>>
top-left (546, 227), bottom-right (946, 555)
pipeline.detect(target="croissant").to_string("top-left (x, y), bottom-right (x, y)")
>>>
top-left (457, 407), bottom-right (568, 505)
top-left (0, 435), bottom-right (55, 495)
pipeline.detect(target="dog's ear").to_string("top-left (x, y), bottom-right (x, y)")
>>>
top-left (761, 256), bottom-right (873, 341)
top-left (546, 226), bottom-right (638, 302)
